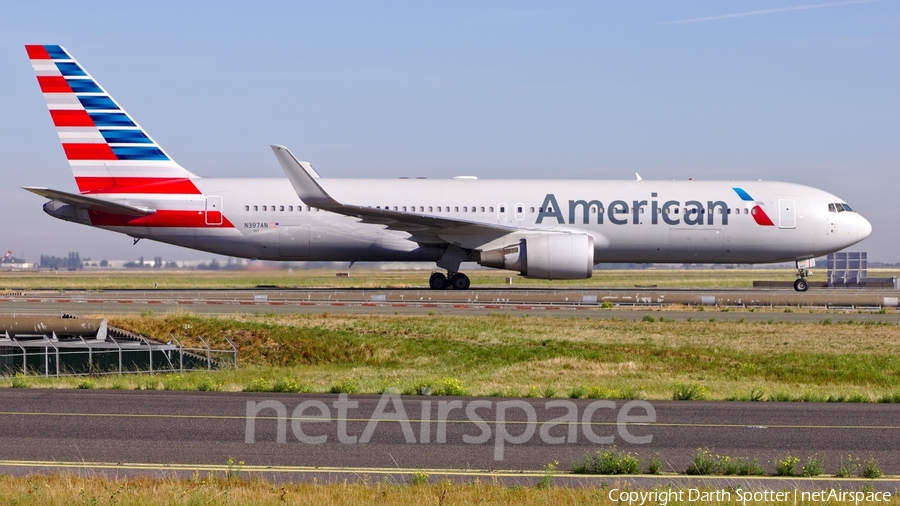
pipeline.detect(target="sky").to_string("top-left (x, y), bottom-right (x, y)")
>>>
top-left (0, 0), bottom-right (897, 263)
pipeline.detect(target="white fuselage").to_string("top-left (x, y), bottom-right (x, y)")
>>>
top-left (51, 177), bottom-right (870, 265)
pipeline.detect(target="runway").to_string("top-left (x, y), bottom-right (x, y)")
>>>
top-left (0, 389), bottom-right (898, 484)
top-left (1, 287), bottom-right (898, 322)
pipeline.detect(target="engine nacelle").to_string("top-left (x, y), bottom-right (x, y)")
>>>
top-left (479, 234), bottom-right (594, 279)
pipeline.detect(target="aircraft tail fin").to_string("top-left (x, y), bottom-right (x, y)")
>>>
top-left (25, 44), bottom-right (200, 195)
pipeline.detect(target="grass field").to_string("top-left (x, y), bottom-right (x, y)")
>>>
top-left (2, 267), bottom-right (897, 290)
top-left (10, 312), bottom-right (899, 401)
top-left (1, 474), bottom-right (897, 506)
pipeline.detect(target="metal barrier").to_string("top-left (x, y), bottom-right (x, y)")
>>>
top-left (0, 316), bottom-right (236, 377)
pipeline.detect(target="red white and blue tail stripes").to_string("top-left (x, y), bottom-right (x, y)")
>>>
top-left (733, 187), bottom-right (774, 226)
top-left (26, 45), bottom-right (200, 195)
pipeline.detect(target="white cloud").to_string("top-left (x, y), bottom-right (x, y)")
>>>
top-left (663, 0), bottom-right (881, 25)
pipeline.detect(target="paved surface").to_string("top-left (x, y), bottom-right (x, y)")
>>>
top-left (0, 389), bottom-right (898, 486)
top-left (0, 287), bottom-right (898, 322)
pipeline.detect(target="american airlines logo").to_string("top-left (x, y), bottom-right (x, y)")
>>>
top-left (535, 187), bottom-right (774, 227)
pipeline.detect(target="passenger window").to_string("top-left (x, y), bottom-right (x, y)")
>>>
top-left (531, 207), bottom-right (536, 213)
top-left (429, 206), bottom-right (433, 212)
top-left (262, 205), bottom-right (267, 211)
top-left (463, 206), bottom-right (468, 212)
top-left (489, 206), bottom-right (494, 212)
top-left (244, 205), bottom-right (249, 211)
top-left (480, 207), bottom-right (485, 212)
top-left (253, 205), bottom-right (258, 211)
top-left (455, 206), bottom-right (459, 212)
top-left (280, 205), bottom-right (284, 211)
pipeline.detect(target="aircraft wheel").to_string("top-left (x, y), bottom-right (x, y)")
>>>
top-left (793, 278), bottom-right (809, 292)
top-left (429, 272), bottom-right (448, 290)
top-left (450, 273), bottom-right (471, 290)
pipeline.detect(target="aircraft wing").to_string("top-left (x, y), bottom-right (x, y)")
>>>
top-left (23, 187), bottom-right (156, 217)
top-left (271, 145), bottom-right (517, 246)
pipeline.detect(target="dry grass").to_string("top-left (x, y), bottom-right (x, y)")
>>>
top-left (2, 473), bottom-right (898, 506)
top-left (3, 267), bottom-right (895, 290)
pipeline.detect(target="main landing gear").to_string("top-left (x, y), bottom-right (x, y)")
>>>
top-left (429, 272), bottom-right (470, 290)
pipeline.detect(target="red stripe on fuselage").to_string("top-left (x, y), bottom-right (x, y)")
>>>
top-left (38, 76), bottom-right (72, 93)
top-left (62, 143), bottom-right (117, 160)
top-left (89, 209), bottom-right (234, 228)
top-left (50, 109), bottom-right (94, 127)
top-left (751, 205), bottom-right (775, 226)
top-left (75, 177), bottom-right (202, 195)
top-left (25, 45), bottom-right (51, 59)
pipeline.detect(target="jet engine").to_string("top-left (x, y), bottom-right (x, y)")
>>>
top-left (479, 234), bottom-right (594, 279)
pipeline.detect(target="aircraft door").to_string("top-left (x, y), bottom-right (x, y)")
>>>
top-left (205, 196), bottom-right (223, 226)
top-left (497, 203), bottom-right (508, 224)
top-left (778, 199), bottom-right (796, 229)
top-left (514, 203), bottom-right (525, 222)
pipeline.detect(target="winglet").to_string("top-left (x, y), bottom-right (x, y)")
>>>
top-left (270, 145), bottom-right (339, 209)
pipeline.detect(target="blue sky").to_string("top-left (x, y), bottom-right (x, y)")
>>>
top-left (1, 1), bottom-right (897, 262)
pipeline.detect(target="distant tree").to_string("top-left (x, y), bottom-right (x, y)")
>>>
top-left (40, 253), bottom-right (82, 269)
top-left (197, 258), bottom-right (220, 270)
top-left (99, 259), bottom-right (108, 267)
top-left (67, 252), bottom-right (81, 269)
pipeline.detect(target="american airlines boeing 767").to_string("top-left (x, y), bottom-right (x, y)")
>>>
top-left (24, 45), bottom-right (872, 291)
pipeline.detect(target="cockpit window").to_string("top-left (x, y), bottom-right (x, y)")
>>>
top-left (828, 202), bottom-right (854, 213)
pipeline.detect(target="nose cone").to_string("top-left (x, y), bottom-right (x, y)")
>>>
top-left (857, 214), bottom-right (872, 240)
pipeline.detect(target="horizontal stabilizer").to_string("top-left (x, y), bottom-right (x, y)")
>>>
top-left (23, 187), bottom-right (155, 216)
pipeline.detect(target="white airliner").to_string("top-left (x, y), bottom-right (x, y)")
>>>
top-left (24, 45), bottom-right (872, 292)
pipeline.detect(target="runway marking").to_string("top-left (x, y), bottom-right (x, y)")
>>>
top-left (0, 459), bottom-right (895, 481)
top-left (1, 411), bottom-right (900, 430)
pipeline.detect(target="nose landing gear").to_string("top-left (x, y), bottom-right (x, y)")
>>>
top-left (429, 272), bottom-right (470, 290)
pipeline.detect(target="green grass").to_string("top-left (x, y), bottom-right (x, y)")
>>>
top-left (5, 312), bottom-right (897, 400)
top-left (573, 447), bottom-right (641, 475)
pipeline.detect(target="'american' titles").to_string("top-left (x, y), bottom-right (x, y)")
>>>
top-left (536, 193), bottom-right (730, 226)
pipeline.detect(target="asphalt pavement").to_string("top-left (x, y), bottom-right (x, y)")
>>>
top-left (1, 389), bottom-right (898, 485)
